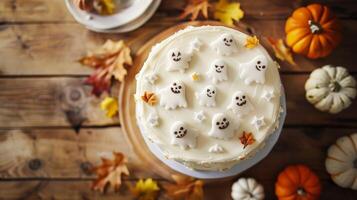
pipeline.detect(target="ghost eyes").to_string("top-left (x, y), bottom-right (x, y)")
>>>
top-left (223, 118), bottom-right (227, 121)
top-left (215, 65), bottom-right (224, 68)
top-left (173, 83), bottom-right (182, 89)
top-left (207, 89), bottom-right (215, 94)
top-left (257, 61), bottom-right (261, 64)
top-left (261, 65), bottom-right (266, 69)
top-left (172, 52), bottom-right (181, 57)
top-left (180, 127), bottom-right (184, 130)
top-left (235, 95), bottom-right (246, 100)
top-left (223, 38), bottom-right (233, 42)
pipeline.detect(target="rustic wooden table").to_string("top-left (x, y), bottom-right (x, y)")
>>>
top-left (0, 0), bottom-right (357, 199)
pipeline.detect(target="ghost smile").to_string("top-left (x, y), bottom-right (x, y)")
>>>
top-left (236, 100), bottom-right (247, 106)
top-left (173, 57), bottom-right (181, 62)
top-left (171, 87), bottom-right (181, 94)
top-left (218, 121), bottom-right (229, 129)
top-left (255, 65), bottom-right (261, 71)
top-left (215, 69), bottom-right (222, 73)
top-left (224, 42), bottom-right (231, 47)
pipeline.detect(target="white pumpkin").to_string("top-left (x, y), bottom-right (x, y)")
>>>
top-left (231, 177), bottom-right (264, 200)
top-left (325, 133), bottom-right (357, 190)
top-left (305, 65), bottom-right (356, 114)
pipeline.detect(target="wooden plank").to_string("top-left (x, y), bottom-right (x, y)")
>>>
top-left (0, 179), bottom-right (355, 200)
top-left (0, 126), bottom-right (357, 199)
top-left (0, 0), bottom-right (356, 23)
top-left (0, 128), bottom-right (160, 179)
top-left (1, 75), bottom-right (356, 128)
top-left (0, 77), bottom-right (119, 127)
top-left (0, 19), bottom-right (356, 75)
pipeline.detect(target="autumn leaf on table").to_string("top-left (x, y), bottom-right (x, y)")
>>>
top-left (91, 152), bottom-right (130, 193)
top-left (267, 37), bottom-right (296, 66)
top-left (100, 97), bottom-right (118, 118)
top-left (213, 0), bottom-right (244, 26)
top-left (79, 40), bottom-right (133, 96)
top-left (163, 175), bottom-right (204, 200)
top-left (180, 0), bottom-right (211, 21)
top-left (239, 131), bottom-right (255, 149)
top-left (73, 0), bottom-right (116, 15)
top-left (129, 178), bottom-right (160, 200)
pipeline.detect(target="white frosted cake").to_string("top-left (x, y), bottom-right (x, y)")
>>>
top-left (135, 26), bottom-right (283, 171)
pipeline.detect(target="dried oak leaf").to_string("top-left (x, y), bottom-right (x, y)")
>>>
top-left (79, 40), bottom-right (133, 96)
top-left (244, 35), bottom-right (259, 49)
top-left (91, 152), bottom-right (130, 193)
top-left (163, 174), bottom-right (204, 200)
top-left (267, 37), bottom-right (296, 66)
top-left (129, 178), bottom-right (160, 200)
top-left (213, 0), bottom-right (244, 26)
top-left (141, 91), bottom-right (157, 106)
top-left (239, 131), bottom-right (256, 149)
top-left (180, 0), bottom-right (211, 21)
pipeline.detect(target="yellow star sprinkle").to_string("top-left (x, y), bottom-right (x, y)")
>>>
top-left (100, 97), bottom-right (118, 118)
top-left (245, 36), bottom-right (259, 49)
top-left (192, 72), bottom-right (200, 81)
top-left (214, 0), bottom-right (244, 26)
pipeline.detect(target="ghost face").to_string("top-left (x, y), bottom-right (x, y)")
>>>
top-left (207, 59), bottom-right (228, 84)
top-left (173, 125), bottom-right (187, 138)
top-left (206, 86), bottom-right (216, 98)
top-left (170, 121), bottom-right (197, 149)
top-left (255, 60), bottom-right (267, 72)
top-left (221, 34), bottom-right (234, 47)
top-left (170, 82), bottom-right (183, 94)
top-left (169, 49), bottom-right (182, 62)
top-left (215, 116), bottom-right (230, 130)
top-left (235, 93), bottom-right (247, 106)
top-left (208, 113), bottom-right (236, 140)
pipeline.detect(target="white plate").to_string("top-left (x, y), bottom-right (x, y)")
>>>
top-left (138, 88), bottom-right (287, 179)
top-left (86, 0), bottom-right (161, 33)
top-left (65, 0), bottom-right (152, 30)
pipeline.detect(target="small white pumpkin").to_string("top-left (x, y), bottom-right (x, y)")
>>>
top-left (231, 177), bottom-right (264, 200)
top-left (305, 65), bottom-right (356, 114)
top-left (325, 133), bottom-right (357, 190)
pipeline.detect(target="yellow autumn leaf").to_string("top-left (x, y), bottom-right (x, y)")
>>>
top-left (130, 178), bottom-right (160, 200)
top-left (214, 0), bottom-right (244, 26)
top-left (100, 97), bottom-right (118, 118)
top-left (267, 37), bottom-right (296, 66)
top-left (245, 35), bottom-right (259, 49)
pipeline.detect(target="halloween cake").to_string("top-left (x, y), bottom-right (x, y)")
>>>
top-left (135, 26), bottom-right (283, 171)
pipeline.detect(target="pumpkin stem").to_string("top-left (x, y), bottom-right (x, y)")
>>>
top-left (308, 20), bottom-right (323, 34)
top-left (329, 81), bottom-right (341, 92)
top-left (297, 187), bottom-right (306, 196)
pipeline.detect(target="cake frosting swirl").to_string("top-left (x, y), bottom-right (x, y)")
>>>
top-left (135, 26), bottom-right (282, 171)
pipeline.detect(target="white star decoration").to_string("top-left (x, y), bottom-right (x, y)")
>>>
top-left (147, 113), bottom-right (159, 127)
top-left (145, 73), bottom-right (158, 85)
top-left (194, 110), bottom-right (206, 122)
top-left (262, 90), bottom-right (275, 102)
top-left (251, 116), bottom-right (265, 130)
top-left (190, 38), bottom-right (203, 52)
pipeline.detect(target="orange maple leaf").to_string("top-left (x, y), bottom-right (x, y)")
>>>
top-left (91, 152), bottom-right (130, 193)
top-left (163, 174), bottom-right (204, 200)
top-left (141, 91), bottom-right (157, 106)
top-left (79, 40), bottom-right (133, 96)
top-left (180, 0), bottom-right (211, 21)
top-left (267, 37), bottom-right (296, 66)
top-left (239, 131), bottom-right (255, 149)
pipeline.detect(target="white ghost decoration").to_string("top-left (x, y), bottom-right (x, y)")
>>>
top-left (227, 91), bottom-right (253, 117)
top-left (207, 59), bottom-right (228, 84)
top-left (167, 48), bottom-right (192, 73)
top-left (196, 85), bottom-right (217, 107)
top-left (211, 33), bottom-right (238, 56)
top-left (208, 113), bottom-right (238, 140)
top-left (159, 81), bottom-right (187, 110)
top-left (239, 55), bottom-right (268, 85)
top-left (170, 121), bottom-right (197, 149)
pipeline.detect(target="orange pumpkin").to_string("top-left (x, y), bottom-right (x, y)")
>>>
top-left (285, 4), bottom-right (341, 59)
top-left (275, 165), bottom-right (321, 200)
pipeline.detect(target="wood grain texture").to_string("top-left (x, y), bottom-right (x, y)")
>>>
top-left (0, 0), bottom-right (356, 23)
top-left (0, 75), bottom-right (356, 128)
top-left (0, 77), bottom-right (119, 127)
top-left (0, 128), bottom-right (357, 199)
top-left (1, 19), bottom-right (356, 75)
top-left (0, 128), bottom-right (160, 179)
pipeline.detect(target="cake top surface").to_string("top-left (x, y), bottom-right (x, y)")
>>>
top-left (135, 25), bottom-right (282, 170)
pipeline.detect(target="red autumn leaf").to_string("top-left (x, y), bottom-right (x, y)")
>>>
top-left (239, 131), bottom-right (256, 149)
top-left (163, 174), bottom-right (204, 200)
top-left (79, 40), bottom-right (133, 96)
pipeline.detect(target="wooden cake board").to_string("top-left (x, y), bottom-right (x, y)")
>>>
top-left (118, 21), bottom-right (281, 180)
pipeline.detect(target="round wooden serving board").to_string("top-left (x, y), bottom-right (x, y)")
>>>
top-left (119, 21), bottom-right (254, 179)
